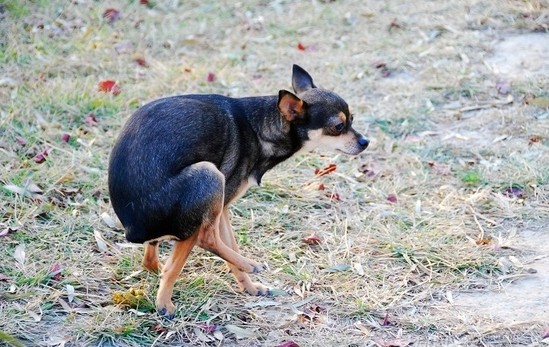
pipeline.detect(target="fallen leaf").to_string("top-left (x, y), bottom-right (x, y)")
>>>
top-left (302, 233), bottom-right (321, 245)
top-left (0, 227), bottom-right (18, 237)
top-left (322, 264), bottom-right (351, 273)
top-left (297, 42), bottom-right (306, 51)
top-left (48, 263), bottom-right (63, 281)
top-left (318, 183), bottom-right (325, 190)
top-left (528, 135), bottom-right (543, 145)
top-left (475, 237), bottom-right (492, 246)
top-left (496, 80), bottom-right (511, 95)
top-left (4, 183), bottom-right (42, 199)
top-left (200, 324), bottom-right (217, 333)
top-left (0, 273), bottom-right (10, 281)
top-left (14, 244), bottom-right (26, 265)
top-left (207, 72), bottom-right (216, 82)
top-left (354, 321), bottom-right (370, 336)
top-left (387, 194), bottom-right (397, 203)
top-left (113, 40), bottom-right (133, 54)
top-left (389, 18), bottom-right (401, 31)
top-left (372, 60), bottom-right (391, 77)
top-left (93, 229), bottom-right (109, 252)
top-left (27, 310), bottom-right (41, 322)
top-left (278, 341), bottom-right (300, 347)
top-left (224, 325), bottom-right (258, 339)
top-left (314, 164), bottom-right (337, 176)
top-left (152, 324), bottom-right (166, 333)
top-left (85, 113), bottom-right (98, 127)
top-left (61, 133), bottom-right (70, 143)
top-left (101, 212), bottom-right (116, 229)
top-left (34, 149), bottom-right (48, 163)
top-left (134, 57), bottom-right (148, 67)
top-left (382, 312), bottom-right (390, 326)
top-left (15, 137), bottom-right (27, 145)
top-left (503, 187), bottom-right (525, 199)
top-left (353, 262), bottom-right (365, 276)
top-left (97, 80), bottom-right (121, 96)
top-left (103, 8), bottom-right (121, 24)
top-left (66, 284), bottom-right (75, 302)
top-left (525, 96), bottom-right (549, 108)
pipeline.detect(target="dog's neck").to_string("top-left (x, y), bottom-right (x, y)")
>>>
top-left (239, 96), bottom-right (302, 183)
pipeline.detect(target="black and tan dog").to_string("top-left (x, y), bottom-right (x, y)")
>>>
top-left (108, 65), bottom-right (369, 317)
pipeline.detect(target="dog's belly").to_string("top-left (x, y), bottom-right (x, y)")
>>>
top-left (227, 176), bottom-right (258, 204)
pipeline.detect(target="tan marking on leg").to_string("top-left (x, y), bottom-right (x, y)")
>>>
top-left (156, 234), bottom-right (198, 317)
top-left (142, 242), bottom-right (161, 273)
top-left (219, 209), bottom-right (269, 295)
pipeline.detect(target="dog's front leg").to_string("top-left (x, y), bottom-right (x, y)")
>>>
top-left (219, 209), bottom-right (270, 296)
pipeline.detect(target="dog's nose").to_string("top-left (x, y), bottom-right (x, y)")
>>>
top-left (357, 136), bottom-right (369, 149)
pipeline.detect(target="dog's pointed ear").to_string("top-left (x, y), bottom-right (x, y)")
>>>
top-left (278, 90), bottom-right (306, 122)
top-left (292, 64), bottom-right (316, 94)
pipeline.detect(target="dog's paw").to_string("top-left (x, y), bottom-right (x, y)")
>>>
top-left (240, 260), bottom-right (268, 274)
top-left (244, 282), bottom-right (271, 296)
top-left (157, 302), bottom-right (176, 320)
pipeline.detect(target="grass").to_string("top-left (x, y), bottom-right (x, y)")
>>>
top-left (1, 0), bottom-right (548, 346)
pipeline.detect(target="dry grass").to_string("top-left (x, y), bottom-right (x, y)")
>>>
top-left (1, 0), bottom-right (548, 346)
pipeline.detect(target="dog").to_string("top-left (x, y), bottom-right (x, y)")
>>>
top-left (108, 65), bottom-right (369, 318)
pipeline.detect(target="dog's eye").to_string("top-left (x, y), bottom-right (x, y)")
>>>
top-left (334, 123), bottom-right (345, 132)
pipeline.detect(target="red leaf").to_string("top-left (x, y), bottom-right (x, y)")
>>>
top-left (297, 42), bottom-right (306, 51)
top-left (529, 135), bottom-right (543, 145)
top-left (389, 18), bottom-right (401, 31)
top-left (61, 133), bottom-right (70, 143)
top-left (139, 0), bottom-right (149, 4)
top-left (48, 263), bottom-right (63, 281)
top-left (315, 164), bottom-right (337, 176)
top-left (135, 57), bottom-right (148, 67)
top-left (111, 83), bottom-right (121, 96)
top-left (382, 312), bottom-right (390, 326)
top-left (85, 113), bottom-right (98, 127)
top-left (318, 183), bottom-right (325, 190)
top-left (278, 341), bottom-right (300, 347)
top-left (372, 60), bottom-right (391, 77)
top-left (103, 8), bottom-right (121, 24)
top-left (34, 149), bottom-right (48, 164)
top-left (207, 72), bottom-right (216, 82)
top-left (98, 80), bottom-right (116, 92)
top-left (199, 324), bottom-right (217, 333)
top-left (387, 194), bottom-right (397, 203)
top-left (152, 324), bottom-right (166, 333)
top-left (302, 233), bottom-right (321, 245)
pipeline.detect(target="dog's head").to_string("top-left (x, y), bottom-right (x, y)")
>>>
top-left (278, 65), bottom-right (369, 155)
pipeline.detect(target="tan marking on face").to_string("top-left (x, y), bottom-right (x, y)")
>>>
top-left (338, 112), bottom-right (347, 123)
top-left (299, 129), bottom-right (365, 155)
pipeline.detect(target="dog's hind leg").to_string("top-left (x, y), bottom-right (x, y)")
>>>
top-left (142, 241), bottom-right (161, 273)
top-left (219, 209), bottom-right (270, 296)
top-left (156, 234), bottom-right (198, 318)
top-left (195, 163), bottom-right (267, 275)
